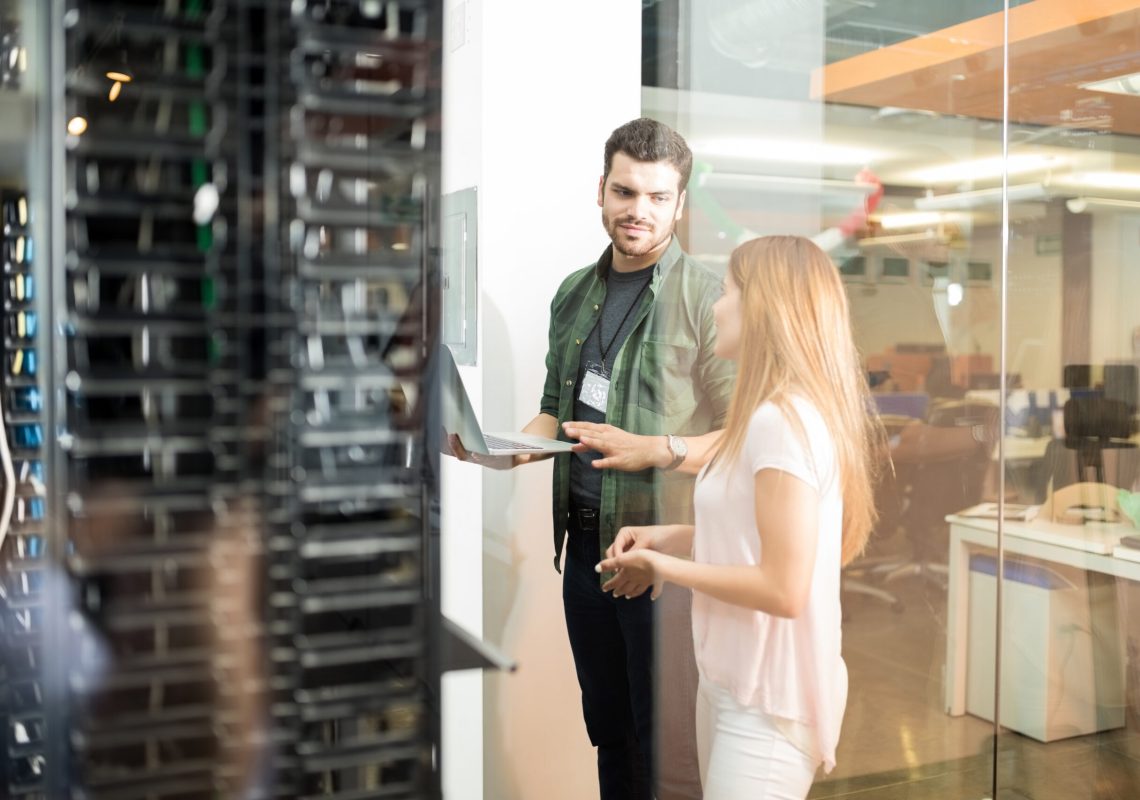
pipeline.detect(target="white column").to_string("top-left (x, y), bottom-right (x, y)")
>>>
top-left (442, 2), bottom-right (641, 798)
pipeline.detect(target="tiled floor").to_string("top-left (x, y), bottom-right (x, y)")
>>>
top-left (809, 576), bottom-right (1140, 799)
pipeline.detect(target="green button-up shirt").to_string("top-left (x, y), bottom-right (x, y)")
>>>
top-left (541, 236), bottom-right (736, 573)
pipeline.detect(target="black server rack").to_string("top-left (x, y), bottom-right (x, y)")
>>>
top-left (0, 1), bottom-right (445, 797)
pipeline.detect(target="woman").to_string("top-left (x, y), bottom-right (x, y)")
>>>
top-left (596, 235), bottom-right (880, 799)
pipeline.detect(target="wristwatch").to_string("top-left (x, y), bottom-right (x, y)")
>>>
top-left (664, 434), bottom-right (688, 471)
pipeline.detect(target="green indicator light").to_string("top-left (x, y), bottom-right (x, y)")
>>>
top-left (185, 43), bottom-right (205, 79)
top-left (202, 276), bottom-right (216, 310)
top-left (191, 159), bottom-right (208, 189)
top-left (189, 103), bottom-right (207, 137)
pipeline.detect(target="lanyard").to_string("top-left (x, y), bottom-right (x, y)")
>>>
top-left (597, 275), bottom-right (652, 373)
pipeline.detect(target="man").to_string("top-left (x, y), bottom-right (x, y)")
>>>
top-left (449, 117), bottom-right (734, 799)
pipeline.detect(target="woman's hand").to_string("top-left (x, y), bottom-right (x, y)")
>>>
top-left (607, 523), bottom-right (694, 560)
top-left (596, 547), bottom-right (667, 601)
top-left (605, 524), bottom-right (663, 558)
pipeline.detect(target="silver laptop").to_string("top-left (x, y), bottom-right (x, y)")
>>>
top-left (440, 346), bottom-right (574, 456)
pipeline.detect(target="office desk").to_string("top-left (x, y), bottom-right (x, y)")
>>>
top-left (995, 436), bottom-right (1051, 462)
top-left (996, 433), bottom-right (1140, 462)
top-left (944, 513), bottom-right (1140, 716)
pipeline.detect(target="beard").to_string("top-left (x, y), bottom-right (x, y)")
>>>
top-left (602, 210), bottom-right (673, 259)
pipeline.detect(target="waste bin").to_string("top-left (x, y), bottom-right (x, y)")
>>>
top-left (965, 553), bottom-right (1125, 741)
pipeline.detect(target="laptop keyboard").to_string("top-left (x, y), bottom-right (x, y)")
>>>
top-left (484, 435), bottom-right (542, 451)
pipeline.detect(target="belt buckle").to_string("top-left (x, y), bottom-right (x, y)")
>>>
top-left (574, 507), bottom-right (599, 527)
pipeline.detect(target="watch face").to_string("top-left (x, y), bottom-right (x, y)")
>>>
top-left (672, 435), bottom-right (688, 456)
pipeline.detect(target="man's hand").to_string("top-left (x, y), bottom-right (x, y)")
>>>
top-left (444, 433), bottom-right (518, 470)
top-left (562, 421), bottom-right (670, 471)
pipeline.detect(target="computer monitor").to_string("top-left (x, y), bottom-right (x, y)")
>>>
top-left (1063, 362), bottom-right (1138, 412)
top-left (872, 392), bottom-right (929, 420)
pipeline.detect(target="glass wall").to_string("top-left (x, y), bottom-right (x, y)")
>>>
top-left (641, 1), bottom-right (1140, 798)
top-left (1000, 3), bottom-right (1140, 797)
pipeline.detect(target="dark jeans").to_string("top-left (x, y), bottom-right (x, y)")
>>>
top-left (563, 505), bottom-right (654, 800)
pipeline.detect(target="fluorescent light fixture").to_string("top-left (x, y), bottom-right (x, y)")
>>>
top-left (874, 211), bottom-right (969, 230)
top-left (1080, 71), bottom-right (1140, 96)
top-left (692, 137), bottom-right (883, 166)
top-left (1053, 171), bottom-right (1140, 192)
top-left (906, 154), bottom-right (1065, 184)
top-left (697, 172), bottom-right (877, 195)
top-left (913, 182), bottom-right (1050, 210)
top-left (1065, 196), bottom-right (1140, 214)
top-left (856, 230), bottom-right (943, 248)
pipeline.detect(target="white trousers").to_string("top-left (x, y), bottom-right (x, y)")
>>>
top-left (695, 677), bottom-right (820, 800)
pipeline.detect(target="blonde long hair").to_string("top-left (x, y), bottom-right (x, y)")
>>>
top-left (709, 236), bottom-right (881, 566)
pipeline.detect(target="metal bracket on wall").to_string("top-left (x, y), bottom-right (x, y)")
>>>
top-left (440, 615), bottom-right (517, 673)
top-left (442, 187), bottom-right (478, 366)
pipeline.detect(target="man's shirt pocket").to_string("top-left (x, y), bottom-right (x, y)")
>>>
top-left (637, 336), bottom-right (698, 428)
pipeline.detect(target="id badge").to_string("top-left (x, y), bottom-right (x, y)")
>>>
top-left (579, 369), bottom-right (610, 413)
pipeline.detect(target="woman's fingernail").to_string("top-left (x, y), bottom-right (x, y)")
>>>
top-left (594, 563), bottom-right (602, 573)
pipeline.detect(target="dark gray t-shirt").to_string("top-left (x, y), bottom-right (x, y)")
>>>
top-left (569, 263), bottom-right (655, 508)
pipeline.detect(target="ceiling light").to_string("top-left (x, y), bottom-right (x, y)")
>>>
top-left (1080, 71), bottom-right (1140, 96)
top-left (913, 182), bottom-right (1051, 210)
top-left (906, 154), bottom-right (1065, 184)
top-left (1053, 171), bottom-right (1140, 192)
top-left (105, 70), bottom-right (132, 83)
top-left (874, 211), bottom-right (969, 230)
top-left (874, 106), bottom-right (941, 121)
top-left (67, 116), bottom-right (88, 136)
top-left (696, 172), bottom-right (877, 196)
top-left (856, 230), bottom-right (944, 248)
top-left (1065, 196), bottom-right (1140, 214)
top-left (947, 282), bottom-right (964, 307)
top-left (692, 137), bottom-right (883, 166)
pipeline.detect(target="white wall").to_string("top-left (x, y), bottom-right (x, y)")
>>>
top-left (440, 1), bottom-right (484, 797)
top-left (1091, 211), bottom-right (1140, 367)
top-left (1007, 213), bottom-right (1065, 389)
top-left (441, 2), bottom-right (641, 799)
top-left (844, 212), bottom-right (1064, 392)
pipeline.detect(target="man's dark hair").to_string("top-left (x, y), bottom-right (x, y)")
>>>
top-left (603, 117), bottom-right (693, 192)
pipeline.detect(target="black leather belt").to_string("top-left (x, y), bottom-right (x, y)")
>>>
top-left (570, 505), bottom-right (600, 531)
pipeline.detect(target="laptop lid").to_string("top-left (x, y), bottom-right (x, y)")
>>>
top-left (438, 346), bottom-right (574, 456)
top-left (439, 345), bottom-right (492, 454)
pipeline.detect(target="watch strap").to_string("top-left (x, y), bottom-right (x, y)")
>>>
top-left (664, 434), bottom-right (686, 471)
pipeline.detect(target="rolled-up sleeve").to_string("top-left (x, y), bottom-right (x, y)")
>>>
top-left (540, 293), bottom-right (562, 418)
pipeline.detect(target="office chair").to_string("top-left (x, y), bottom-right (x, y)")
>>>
top-left (880, 399), bottom-right (1000, 593)
top-left (1037, 396), bottom-right (1139, 499)
top-left (842, 424), bottom-right (907, 614)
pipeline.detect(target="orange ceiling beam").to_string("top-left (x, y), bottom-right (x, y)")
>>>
top-left (814, 0), bottom-right (1140, 135)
